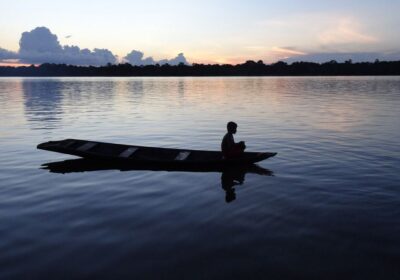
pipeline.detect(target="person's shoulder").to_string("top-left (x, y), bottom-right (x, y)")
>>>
top-left (224, 133), bottom-right (234, 140)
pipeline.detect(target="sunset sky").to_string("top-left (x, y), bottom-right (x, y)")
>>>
top-left (1, 0), bottom-right (400, 65)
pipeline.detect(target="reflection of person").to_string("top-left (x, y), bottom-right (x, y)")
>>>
top-left (221, 121), bottom-right (246, 159)
top-left (221, 169), bottom-right (246, 203)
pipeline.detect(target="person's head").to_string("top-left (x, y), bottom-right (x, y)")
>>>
top-left (227, 121), bottom-right (237, 134)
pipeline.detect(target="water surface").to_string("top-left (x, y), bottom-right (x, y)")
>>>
top-left (0, 77), bottom-right (399, 279)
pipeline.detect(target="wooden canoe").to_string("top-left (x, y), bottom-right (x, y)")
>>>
top-left (37, 139), bottom-right (277, 167)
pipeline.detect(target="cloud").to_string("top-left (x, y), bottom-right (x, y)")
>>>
top-left (1, 27), bottom-right (190, 66)
top-left (238, 46), bottom-right (307, 63)
top-left (124, 50), bottom-right (155, 65)
top-left (166, 53), bottom-right (189, 65)
top-left (19, 27), bottom-right (63, 55)
top-left (269, 47), bottom-right (306, 58)
top-left (318, 18), bottom-right (378, 46)
top-left (124, 50), bottom-right (189, 66)
top-left (283, 52), bottom-right (400, 63)
top-left (258, 14), bottom-right (380, 53)
top-left (0, 48), bottom-right (18, 60)
top-left (61, 46), bottom-right (116, 66)
top-left (0, 27), bottom-right (117, 66)
top-left (18, 27), bottom-right (117, 65)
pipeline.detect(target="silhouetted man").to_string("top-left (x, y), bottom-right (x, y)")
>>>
top-left (221, 121), bottom-right (246, 159)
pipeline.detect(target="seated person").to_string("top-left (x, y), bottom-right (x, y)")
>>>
top-left (221, 121), bottom-right (246, 159)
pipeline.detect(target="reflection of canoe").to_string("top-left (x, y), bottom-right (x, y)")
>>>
top-left (41, 158), bottom-right (274, 176)
top-left (37, 139), bottom-right (277, 167)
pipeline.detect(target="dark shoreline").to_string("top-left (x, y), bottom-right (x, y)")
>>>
top-left (1, 60), bottom-right (400, 76)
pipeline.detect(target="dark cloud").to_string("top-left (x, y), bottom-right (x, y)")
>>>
top-left (18, 27), bottom-right (117, 65)
top-left (19, 27), bottom-right (63, 55)
top-left (165, 53), bottom-right (189, 65)
top-left (1, 27), bottom-right (117, 66)
top-left (124, 50), bottom-right (189, 66)
top-left (380, 52), bottom-right (400, 61)
top-left (61, 46), bottom-right (116, 66)
top-left (124, 50), bottom-right (155, 65)
top-left (284, 52), bottom-right (400, 63)
top-left (1, 27), bottom-right (190, 66)
top-left (0, 47), bottom-right (18, 60)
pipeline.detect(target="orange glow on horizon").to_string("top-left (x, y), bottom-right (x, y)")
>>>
top-left (0, 62), bottom-right (36, 67)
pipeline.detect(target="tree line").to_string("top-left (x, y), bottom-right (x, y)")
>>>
top-left (1, 60), bottom-right (400, 76)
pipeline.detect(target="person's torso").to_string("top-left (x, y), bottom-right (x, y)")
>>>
top-left (221, 133), bottom-right (235, 152)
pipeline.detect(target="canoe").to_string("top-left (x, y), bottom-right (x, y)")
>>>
top-left (37, 139), bottom-right (277, 167)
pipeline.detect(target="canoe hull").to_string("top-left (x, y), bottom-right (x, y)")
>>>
top-left (37, 139), bottom-right (277, 167)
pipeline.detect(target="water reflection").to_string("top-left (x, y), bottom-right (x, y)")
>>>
top-left (126, 80), bottom-right (145, 105)
top-left (221, 169), bottom-right (246, 203)
top-left (131, 80), bottom-right (144, 95)
top-left (22, 78), bottom-right (121, 130)
top-left (221, 166), bottom-right (273, 203)
top-left (178, 79), bottom-right (185, 97)
top-left (41, 159), bottom-right (273, 203)
top-left (23, 79), bottom-right (64, 129)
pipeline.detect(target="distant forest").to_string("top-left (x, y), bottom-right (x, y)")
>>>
top-left (1, 60), bottom-right (400, 76)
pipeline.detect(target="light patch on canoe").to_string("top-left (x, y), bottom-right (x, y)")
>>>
top-left (119, 147), bottom-right (138, 158)
top-left (63, 140), bottom-right (76, 148)
top-left (77, 142), bottom-right (97, 151)
top-left (175, 151), bottom-right (190, 161)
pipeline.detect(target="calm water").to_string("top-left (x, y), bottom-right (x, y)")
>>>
top-left (0, 77), bottom-right (399, 279)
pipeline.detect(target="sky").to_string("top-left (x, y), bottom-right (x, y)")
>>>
top-left (1, 0), bottom-right (400, 66)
